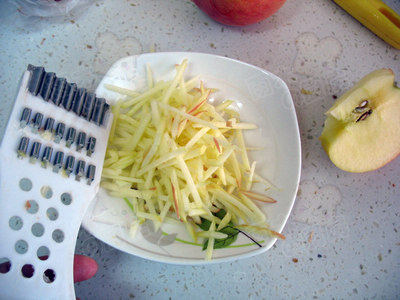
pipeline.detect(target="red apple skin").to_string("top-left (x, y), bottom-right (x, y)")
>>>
top-left (192, 0), bottom-right (287, 26)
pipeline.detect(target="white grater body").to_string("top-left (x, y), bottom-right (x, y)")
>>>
top-left (0, 67), bottom-right (112, 300)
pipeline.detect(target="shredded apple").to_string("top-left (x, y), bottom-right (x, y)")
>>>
top-left (101, 60), bottom-right (283, 260)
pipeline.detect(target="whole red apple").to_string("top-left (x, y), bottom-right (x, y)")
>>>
top-left (192, 0), bottom-right (287, 26)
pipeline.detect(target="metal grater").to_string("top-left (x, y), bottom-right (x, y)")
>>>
top-left (0, 65), bottom-right (113, 300)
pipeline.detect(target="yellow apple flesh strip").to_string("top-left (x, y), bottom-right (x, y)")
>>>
top-left (217, 211), bottom-right (232, 231)
top-left (101, 174), bottom-right (144, 183)
top-left (159, 102), bottom-right (217, 130)
top-left (136, 148), bottom-right (185, 176)
top-left (161, 59), bottom-right (188, 104)
top-left (245, 161), bottom-right (256, 191)
top-left (184, 127), bottom-right (210, 149)
top-left (205, 221), bottom-right (216, 261)
top-left (240, 190), bottom-right (277, 203)
top-left (104, 84), bottom-right (140, 97)
top-left (236, 224), bottom-right (285, 240)
top-left (197, 231), bottom-right (227, 239)
top-left (121, 81), bottom-right (169, 108)
top-left (146, 63), bottom-right (154, 88)
top-left (192, 122), bottom-right (257, 130)
top-left (141, 118), bottom-right (166, 167)
top-left (215, 100), bottom-right (234, 112)
top-left (236, 129), bottom-right (251, 171)
top-left (109, 100), bottom-right (122, 142)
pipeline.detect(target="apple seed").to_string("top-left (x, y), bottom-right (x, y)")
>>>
top-left (356, 109), bottom-right (372, 122)
top-left (353, 100), bottom-right (369, 113)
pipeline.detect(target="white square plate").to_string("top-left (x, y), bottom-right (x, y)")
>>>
top-left (82, 52), bottom-right (301, 264)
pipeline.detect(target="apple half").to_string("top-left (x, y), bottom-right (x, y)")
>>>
top-left (319, 69), bottom-right (400, 173)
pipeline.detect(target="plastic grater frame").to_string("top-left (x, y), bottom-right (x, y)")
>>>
top-left (0, 66), bottom-right (112, 300)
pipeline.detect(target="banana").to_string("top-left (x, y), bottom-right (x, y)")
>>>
top-left (333, 0), bottom-right (400, 49)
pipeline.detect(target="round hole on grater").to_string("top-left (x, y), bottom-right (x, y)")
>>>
top-left (46, 207), bottom-right (59, 221)
top-left (43, 269), bottom-right (56, 283)
top-left (0, 258), bottom-right (11, 274)
top-left (25, 200), bottom-right (39, 214)
top-left (37, 246), bottom-right (50, 261)
top-left (31, 223), bottom-right (45, 237)
top-left (15, 240), bottom-right (28, 254)
top-left (40, 186), bottom-right (53, 199)
top-left (21, 264), bottom-right (34, 278)
top-left (19, 178), bottom-right (32, 192)
top-left (60, 192), bottom-right (72, 205)
top-left (52, 229), bottom-right (64, 243)
top-left (9, 216), bottom-right (23, 231)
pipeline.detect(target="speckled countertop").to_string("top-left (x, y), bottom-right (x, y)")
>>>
top-left (0, 0), bottom-right (399, 299)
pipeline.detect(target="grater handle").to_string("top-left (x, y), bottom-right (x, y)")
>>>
top-left (0, 163), bottom-right (85, 300)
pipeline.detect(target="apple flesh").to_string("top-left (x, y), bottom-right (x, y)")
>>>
top-left (192, 0), bottom-right (287, 26)
top-left (320, 69), bottom-right (400, 173)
